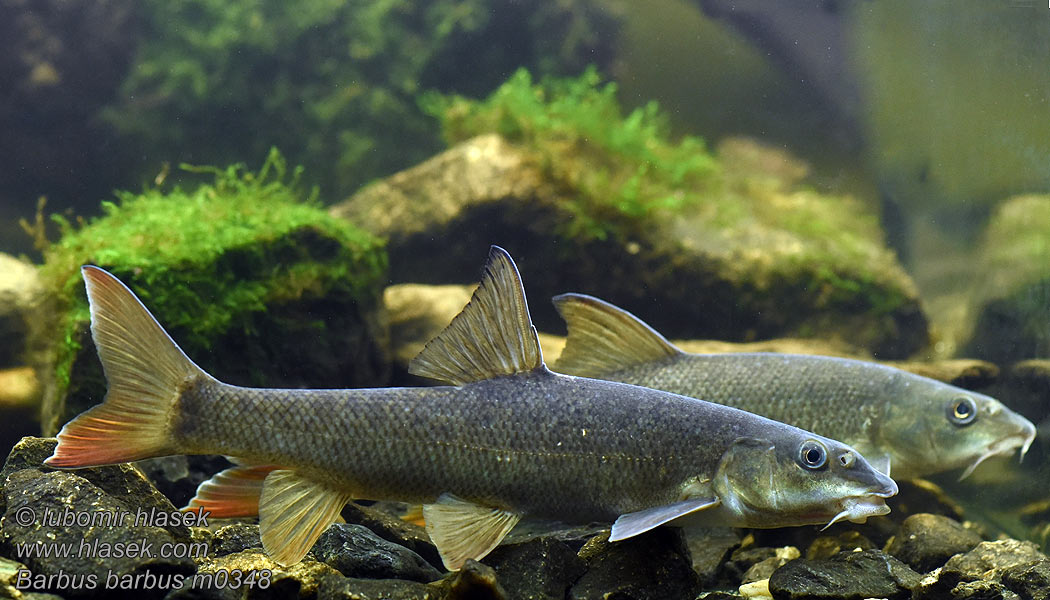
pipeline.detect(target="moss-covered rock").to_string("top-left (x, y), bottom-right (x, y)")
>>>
top-left (967, 195), bottom-right (1050, 363)
top-left (35, 150), bottom-right (389, 435)
top-left (335, 70), bottom-right (927, 357)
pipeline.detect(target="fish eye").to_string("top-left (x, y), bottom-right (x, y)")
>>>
top-left (947, 396), bottom-right (978, 426)
top-left (798, 440), bottom-right (827, 470)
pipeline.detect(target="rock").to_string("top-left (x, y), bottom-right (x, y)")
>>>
top-left (484, 536), bottom-right (587, 600)
top-left (35, 153), bottom-right (390, 436)
top-left (967, 195), bottom-right (1050, 362)
top-left (208, 523), bottom-right (262, 558)
top-left (915, 539), bottom-right (1050, 599)
top-left (683, 527), bottom-right (743, 586)
top-left (0, 469), bottom-right (196, 599)
top-left (334, 129), bottom-right (926, 358)
top-left (339, 503), bottom-right (441, 571)
top-left (569, 529), bottom-right (700, 600)
top-left (437, 560), bottom-right (507, 600)
top-left (1001, 559), bottom-right (1050, 600)
top-left (0, 437), bottom-right (188, 534)
top-left (804, 531), bottom-right (873, 561)
top-left (317, 573), bottom-right (437, 600)
top-left (723, 543), bottom-right (782, 584)
top-left (502, 522), bottom-right (607, 552)
top-left (886, 513), bottom-right (983, 574)
top-left (767, 549), bottom-right (921, 600)
top-left (188, 550), bottom-right (339, 599)
top-left (741, 547), bottom-right (800, 584)
top-left (0, 254), bottom-right (44, 368)
top-left (311, 523), bottom-right (441, 583)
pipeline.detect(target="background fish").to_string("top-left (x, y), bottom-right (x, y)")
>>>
top-left (553, 293), bottom-right (1036, 480)
top-left (45, 247), bottom-right (896, 570)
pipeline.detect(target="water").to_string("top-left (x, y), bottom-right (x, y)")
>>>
top-left (2, 0), bottom-right (1050, 587)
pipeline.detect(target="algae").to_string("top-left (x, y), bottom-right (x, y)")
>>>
top-left (38, 149), bottom-right (388, 434)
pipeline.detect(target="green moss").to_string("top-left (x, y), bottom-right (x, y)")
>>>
top-left (423, 68), bottom-right (909, 320)
top-left (422, 67), bottom-right (721, 241)
top-left (40, 148), bottom-right (387, 406)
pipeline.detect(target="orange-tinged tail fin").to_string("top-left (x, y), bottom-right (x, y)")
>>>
top-left (45, 266), bottom-right (207, 468)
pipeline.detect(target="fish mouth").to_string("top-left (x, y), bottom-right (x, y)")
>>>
top-left (958, 420), bottom-right (1037, 481)
top-left (821, 484), bottom-right (897, 530)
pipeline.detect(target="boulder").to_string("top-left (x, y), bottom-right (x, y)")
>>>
top-left (34, 151), bottom-right (390, 435)
top-left (335, 113), bottom-right (925, 358)
top-left (968, 195), bottom-right (1050, 363)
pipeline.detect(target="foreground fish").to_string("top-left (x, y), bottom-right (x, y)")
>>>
top-left (46, 248), bottom-right (896, 570)
top-left (553, 293), bottom-right (1036, 480)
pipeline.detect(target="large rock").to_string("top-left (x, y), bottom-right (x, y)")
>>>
top-left (885, 513), bottom-right (983, 574)
top-left (968, 195), bottom-right (1050, 363)
top-left (34, 152), bottom-right (390, 435)
top-left (767, 549), bottom-right (921, 600)
top-left (914, 539), bottom-right (1050, 599)
top-left (334, 133), bottom-right (927, 358)
top-left (0, 440), bottom-right (200, 599)
top-left (569, 529), bottom-right (700, 600)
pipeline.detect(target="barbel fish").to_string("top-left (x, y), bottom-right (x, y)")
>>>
top-left (552, 293), bottom-right (1036, 480)
top-left (46, 247), bottom-right (896, 570)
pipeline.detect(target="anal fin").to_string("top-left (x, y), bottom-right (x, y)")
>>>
top-left (259, 470), bottom-right (352, 566)
top-left (183, 463), bottom-right (280, 518)
top-left (610, 497), bottom-right (720, 541)
top-left (423, 493), bottom-right (521, 571)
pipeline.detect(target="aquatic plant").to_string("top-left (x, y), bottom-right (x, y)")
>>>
top-left (37, 149), bottom-right (388, 435)
top-left (417, 68), bottom-right (920, 353)
top-left (103, 0), bottom-right (617, 199)
top-left (423, 67), bottom-right (720, 240)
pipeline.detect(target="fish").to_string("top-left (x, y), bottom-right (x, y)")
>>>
top-left (552, 293), bottom-right (1037, 480)
top-left (45, 247), bottom-right (897, 571)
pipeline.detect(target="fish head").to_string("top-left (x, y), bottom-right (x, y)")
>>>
top-left (876, 386), bottom-right (1036, 479)
top-left (712, 434), bottom-right (898, 529)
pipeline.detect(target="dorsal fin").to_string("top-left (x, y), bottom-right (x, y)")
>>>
top-left (552, 293), bottom-right (680, 378)
top-left (409, 246), bottom-right (544, 385)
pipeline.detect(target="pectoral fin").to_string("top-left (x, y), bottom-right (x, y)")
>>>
top-left (258, 470), bottom-right (352, 566)
top-left (610, 497), bottom-right (721, 542)
top-left (423, 493), bottom-right (521, 571)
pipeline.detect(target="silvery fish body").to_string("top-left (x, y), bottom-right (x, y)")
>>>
top-left (553, 293), bottom-right (1037, 479)
top-left (44, 247), bottom-right (896, 571)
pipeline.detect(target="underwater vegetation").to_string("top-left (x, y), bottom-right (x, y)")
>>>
top-left (353, 68), bottom-right (925, 356)
top-left (102, 0), bottom-right (617, 198)
top-left (35, 149), bottom-right (388, 436)
top-left (423, 66), bottom-right (720, 242)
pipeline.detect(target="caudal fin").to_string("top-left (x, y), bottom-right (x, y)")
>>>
top-left (45, 266), bottom-right (206, 468)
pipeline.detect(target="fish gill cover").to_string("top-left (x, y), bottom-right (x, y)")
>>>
top-left (35, 149), bottom-right (389, 436)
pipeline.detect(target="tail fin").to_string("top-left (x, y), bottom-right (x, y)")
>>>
top-left (45, 266), bottom-right (206, 468)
